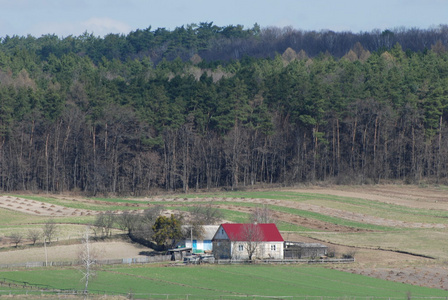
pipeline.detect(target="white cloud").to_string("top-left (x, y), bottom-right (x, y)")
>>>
top-left (81, 17), bottom-right (132, 36)
top-left (26, 18), bottom-right (132, 37)
top-left (27, 22), bottom-right (77, 37)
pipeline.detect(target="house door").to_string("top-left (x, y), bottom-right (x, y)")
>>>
top-left (193, 239), bottom-right (197, 252)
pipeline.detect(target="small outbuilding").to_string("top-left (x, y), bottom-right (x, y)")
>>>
top-left (175, 225), bottom-right (219, 254)
top-left (284, 241), bottom-right (328, 259)
top-left (168, 247), bottom-right (192, 261)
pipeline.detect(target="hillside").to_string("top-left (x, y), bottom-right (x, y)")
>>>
top-left (1, 185), bottom-right (448, 290)
top-left (1, 24), bottom-right (448, 194)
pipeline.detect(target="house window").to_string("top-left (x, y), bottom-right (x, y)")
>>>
top-left (271, 245), bottom-right (276, 251)
top-left (238, 244), bottom-right (244, 251)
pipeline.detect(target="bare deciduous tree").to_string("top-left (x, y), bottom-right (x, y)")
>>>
top-left (116, 211), bottom-right (139, 235)
top-left (79, 227), bottom-right (98, 295)
top-left (241, 224), bottom-right (264, 260)
top-left (249, 205), bottom-right (275, 224)
top-left (142, 206), bottom-right (163, 223)
top-left (185, 203), bottom-right (223, 242)
top-left (42, 219), bottom-right (58, 244)
top-left (182, 224), bottom-right (205, 242)
top-left (10, 232), bottom-right (23, 248)
top-left (189, 202), bottom-right (223, 225)
top-left (94, 211), bottom-right (116, 239)
top-left (133, 206), bottom-right (163, 240)
top-left (27, 229), bottom-right (41, 246)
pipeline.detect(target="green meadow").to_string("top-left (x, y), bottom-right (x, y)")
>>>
top-left (1, 265), bottom-right (447, 299)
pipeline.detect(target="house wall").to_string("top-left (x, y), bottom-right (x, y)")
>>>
top-left (213, 240), bottom-right (231, 259)
top-left (259, 242), bottom-right (284, 259)
top-left (213, 227), bottom-right (229, 239)
top-left (230, 241), bottom-right (284, 260)
top-left (182, 240), bottom-right (213, 253)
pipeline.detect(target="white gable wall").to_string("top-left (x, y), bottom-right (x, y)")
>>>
top-left (213, 226), bottom-right (229, 240)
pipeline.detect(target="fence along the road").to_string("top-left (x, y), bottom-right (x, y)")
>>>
top-left (0, 256), bottom-right (355, 269)
top-left (0, 254), bottom-right (172, 269)
top-left (0, 290), bottom-right (447, 300)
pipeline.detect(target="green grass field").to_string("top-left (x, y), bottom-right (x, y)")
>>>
top-left (1, 264), bottom-right (447, 299)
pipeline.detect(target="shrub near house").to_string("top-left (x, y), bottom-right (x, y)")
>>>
top-left (212, 223), bottom-right (284, 260)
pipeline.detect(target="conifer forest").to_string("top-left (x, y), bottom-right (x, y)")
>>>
top-left (1, 23), bottom-right (448, 194)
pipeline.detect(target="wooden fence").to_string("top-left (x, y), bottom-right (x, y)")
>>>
top-left (215, 258), bottom-right (355, 264)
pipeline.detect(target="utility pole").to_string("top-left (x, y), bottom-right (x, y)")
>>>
top-left (44, 238), bottom-right (48, 267)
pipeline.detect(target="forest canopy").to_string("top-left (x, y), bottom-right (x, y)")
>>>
top-left (0, 23), bottom-right (448, 194)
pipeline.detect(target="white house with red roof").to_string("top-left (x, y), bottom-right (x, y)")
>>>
top-left (212, 223), bottom-right (284, 260)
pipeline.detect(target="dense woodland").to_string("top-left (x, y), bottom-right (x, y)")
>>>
top-left (1, 23), bottom-right (448, 194)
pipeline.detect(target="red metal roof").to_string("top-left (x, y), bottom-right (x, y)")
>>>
top-left (220, 223), bottom-right (284, 242)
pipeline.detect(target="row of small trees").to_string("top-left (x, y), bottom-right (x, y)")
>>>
top-left (1, 204), bottom-right (273, 251)
top-left (93, 203), bottom-right (225, 249)
top-left (5, 219), bottom-right (58, 248)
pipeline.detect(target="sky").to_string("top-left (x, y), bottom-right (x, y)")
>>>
top-left (1, 0), bottom-right (448, 38)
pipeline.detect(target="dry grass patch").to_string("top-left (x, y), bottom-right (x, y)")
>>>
top-left (310, 229), bottom-right (448, 260)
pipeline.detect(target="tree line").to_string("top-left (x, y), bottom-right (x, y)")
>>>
top-left (2, 23), bottom-right (448, 64)
top-left (0, 24), bottom-right (448, 194)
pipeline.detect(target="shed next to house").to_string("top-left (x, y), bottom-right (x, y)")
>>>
top-left (175, 225), bottom-right (219, 254)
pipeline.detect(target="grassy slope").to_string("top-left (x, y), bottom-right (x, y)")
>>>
top-left (181, 190), bottom-right (448, 224)
top-left (17, 190), bottom-right (448, 228)
top-left (3, 189), bottom-right (448, 257)
top-left (312, 229), bottom-right (448, 259)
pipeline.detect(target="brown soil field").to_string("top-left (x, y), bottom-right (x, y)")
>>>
top-left (0, 195), bottom-right (100, 217)
top-left (1, 185), bottom-right (448, 290)
top-left (6, 185), bottom-right (447, 229)
top-left (0, 241), bottom-right (151, 264)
